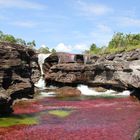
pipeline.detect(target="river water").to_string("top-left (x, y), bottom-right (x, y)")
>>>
top-left (0, 89), bottom-right (140, 140)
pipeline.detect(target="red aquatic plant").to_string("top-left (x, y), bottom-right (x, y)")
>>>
top-left (0, 97), bottom-right (140, 140)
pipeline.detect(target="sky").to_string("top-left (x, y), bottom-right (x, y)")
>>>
top-left (0, 0), bottom-right (140, 53)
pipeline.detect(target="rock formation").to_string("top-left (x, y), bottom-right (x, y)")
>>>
top-left (44, 49), bottom-right (140, 93)
top-left (1, 42), bottom-right (140, 114)
top-left (0, 42), bottom-right (40, 115)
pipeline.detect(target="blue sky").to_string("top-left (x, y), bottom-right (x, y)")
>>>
top-left (0, 0), bottom-right (140, 53)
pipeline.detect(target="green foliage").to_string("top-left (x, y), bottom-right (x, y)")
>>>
top-left (90, 43), bottom-right (97, 51)
top-left (103, 47), bottom-right (125, 54)
top-left (38, 47), bottom-right (57, 54)
top-left (0, 30), bottom-right (36, 48)
top-left (0, 31), bottom-right (16, 44)
top-left (87, 32), bottom-right (140, 55)
top-left (106, 33), bottom-right (140, 54)
top-left (0, 30), bottom-right (56, 53)
top-left (27, 40), bottom-right (36, 48)
top-left (108, 32), bottom-right (126, 49)
top-left (38, 46), bottom-right (50, 53)
top-left (51, 48), bottom-right (56, 53)
top-left (108, 32), bottom-right (140, 48)
top-left (0, 115), bottom-right (38, 127)
top-left (48, 110), bottom-right (73, 118)
top-left (16, 38), bottom-right (26, 45)
top-left (3, 35), bottom-right (17, 44)
top-left (89, 43), bottom-right (105, 54)
top-left (0, 31), bottom-right (4, 40)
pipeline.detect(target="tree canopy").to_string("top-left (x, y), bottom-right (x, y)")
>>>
top-left (108, 32), bottom-right (140, 49)
top-left (0, 31), bottom-right (36, 48)
top-left (87, 32), bottom-right (140, 55)
top-left (0, 30), bottom-right (56, 54)
top-left (37, 46), bottom-right (56, 54)
top-left (2, 30), bottom-right (140, 55)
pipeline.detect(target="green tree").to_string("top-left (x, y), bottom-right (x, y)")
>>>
top-left (90, 43), bottom-right (97, 51)
top-left (27, 40), bottom-right (36, 48)
top-left (2, 34), bottom-right (16, 43)
top-left (108, 32), bottom-right (140, 49)
top-left (38, 46), bottom-right (50, 54)
top-left (51, 48), bottom-right (56, 53)
top-left (16, 38), bottom-right (26, 45)
top-left (0, 31), bottom-right (4, 40)
top-left (108, 32), bottom-right (124, 48)
top-left (89, 43), bottom-right (102, 54)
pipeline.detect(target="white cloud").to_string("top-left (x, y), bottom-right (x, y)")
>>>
top-left (41, 44), bottom-right (47, 48)
top-left (55, 43), bottom-right (72, 52)
top-left (10, 21), bottom-right (37, 28)
top-left (0, 0), bottom-right (46, 10)
top-left (74, 44), bottom-right (87, 51)
top-left (119, 17), bottom-right (140, 27)
top-left (77, 0), bottom-right (111, 16)
top-left (54, 43), bottom-right (88, 53)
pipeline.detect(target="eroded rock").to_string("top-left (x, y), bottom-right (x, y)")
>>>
top-left (0, 42), bottom-right (40, 115)
top-left (44, 49), bottom-right (140, 91)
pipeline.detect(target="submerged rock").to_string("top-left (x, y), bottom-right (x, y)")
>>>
top-left (55, 87), bottom-right (81, 97)
top-left (94, 87), bottom-right (108, 92)
top-left (134, 129), bottom-right (140, 140)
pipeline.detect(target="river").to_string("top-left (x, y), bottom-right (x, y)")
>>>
top-left (0, 90), bottom-right (140, 140)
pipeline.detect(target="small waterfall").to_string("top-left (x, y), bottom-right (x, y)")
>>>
top-left (38, 53), bottom-right (51, 75)
top-left (77, 84), bottom-right (130, 96)
top-left (34, 76), bottom-right (46, 89)
top-left (35, 53), bottom-right (51, 89)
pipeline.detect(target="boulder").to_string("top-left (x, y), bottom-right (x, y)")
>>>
top-left (55, 87), bottom-right (81, 97)
top-left (0, 92), bottom-right (13, 115)
top-left (0, 42), bottom-right (40, 115)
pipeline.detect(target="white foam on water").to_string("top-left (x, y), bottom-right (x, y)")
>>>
top-left (40, 92), bottom-right (56, 97)
top-left (47, 85), bottom-right (57, 89)
top-left (34, 76), bottom-right (46, 89)
top-left (113, 90), bottom-right (130, 96)
top-left (77, 84), bottom-right (130, 96)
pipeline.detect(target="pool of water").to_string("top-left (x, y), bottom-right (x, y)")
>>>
top-left (0, 95), bottom-right (140, 140)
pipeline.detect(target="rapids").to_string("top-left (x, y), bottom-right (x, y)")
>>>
top-left (77, 84), bottom-right (130, 96)
top-left (34, 76), bottom-right (46, 89)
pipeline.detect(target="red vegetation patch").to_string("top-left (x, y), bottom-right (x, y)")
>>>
top-left (0, 97), bottom-right (140, 140)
